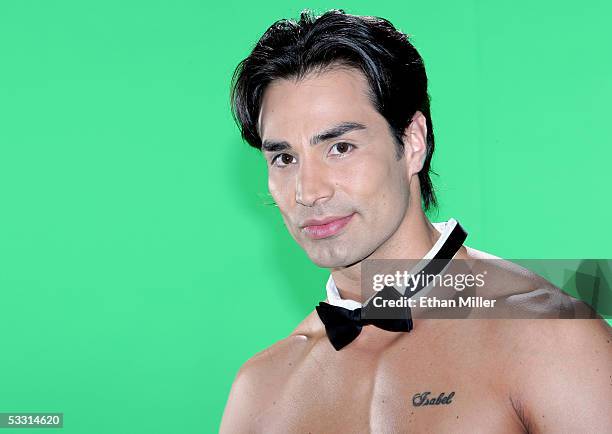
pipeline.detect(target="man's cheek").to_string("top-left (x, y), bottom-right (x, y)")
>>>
top-left (343, 165), bottom-right (387, 199)
top-left (268, 177), bottom-right (291, 206)
top-left (267, 176), bottom-right (279, 200)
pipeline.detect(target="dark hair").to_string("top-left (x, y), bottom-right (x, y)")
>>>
top-left (230, 9), bottom-right (438, 211)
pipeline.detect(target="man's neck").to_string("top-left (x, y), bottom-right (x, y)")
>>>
top-left (329, 206), bottom-right (442, 304)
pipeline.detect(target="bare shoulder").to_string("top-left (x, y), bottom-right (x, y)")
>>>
top-left (494, 318), bottom-right (612, 433)
top-left (227, 309), bottom-right (323, 388)
top-left (464, 246), bottom-right (598, 319)
top-left (464, 248), bottom-right (612, 432)
top-left (219, 310), bottom-right (324, 433)
top-left (239, 309), bottom-right (324, 374)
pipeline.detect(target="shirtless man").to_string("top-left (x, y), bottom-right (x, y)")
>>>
top-left (220, 10), bottom-right (612, 433)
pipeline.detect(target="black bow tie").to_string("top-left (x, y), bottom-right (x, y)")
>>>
top-left (316, 285), bottom-right (413, 350)
top-left (316, 221), bottom-right (467, 351)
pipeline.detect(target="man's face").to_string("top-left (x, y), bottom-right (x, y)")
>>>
top-left (257, 66), bottom-right (417, 268)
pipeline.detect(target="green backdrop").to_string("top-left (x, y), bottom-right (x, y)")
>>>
top-left (0, 1), bottom-right (610, 433)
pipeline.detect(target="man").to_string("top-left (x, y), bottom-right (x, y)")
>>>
top-left (220, 9), bottom-right (612, 433)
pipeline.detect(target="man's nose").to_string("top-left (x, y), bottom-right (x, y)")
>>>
top-left (295, 158), bottom-right (333, 207)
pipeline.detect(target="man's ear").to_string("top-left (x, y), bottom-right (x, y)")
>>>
top-left (401, 111), bottom-right (428, 178)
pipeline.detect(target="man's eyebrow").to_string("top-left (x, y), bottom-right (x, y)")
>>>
top-left (261, 140), bottom-right (291, 153)
top-left (261, 121), bottom-right (367, 152)
top-left (310, 121), bottom-right (367, 146)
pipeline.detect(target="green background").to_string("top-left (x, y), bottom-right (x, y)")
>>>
top-left (0, 1), bottom-right (610, 432)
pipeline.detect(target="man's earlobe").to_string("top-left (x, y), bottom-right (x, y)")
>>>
top-left (402, 110), bottom-right (428, 176)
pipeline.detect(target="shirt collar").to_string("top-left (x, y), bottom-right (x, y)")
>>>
top-left (325, 217), bottom-right (461, 310)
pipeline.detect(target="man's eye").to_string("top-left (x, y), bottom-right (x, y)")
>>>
top-left (329, 142), bottom-right (355, 156)
top-left (271, 153), bottom-right (297, 167)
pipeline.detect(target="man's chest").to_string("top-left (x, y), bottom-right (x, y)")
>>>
top-left (252, 333), bottom-right (523, 433)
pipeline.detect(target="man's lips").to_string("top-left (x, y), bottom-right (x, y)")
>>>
top-left (301, 213), bottom-right (355, 240)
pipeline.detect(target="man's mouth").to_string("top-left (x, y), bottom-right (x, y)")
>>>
top-left (301, 213), bottom-right (355, 240)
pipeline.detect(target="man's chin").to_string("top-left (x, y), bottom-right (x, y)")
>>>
top-left (304, 247), bottom-right (365, 269)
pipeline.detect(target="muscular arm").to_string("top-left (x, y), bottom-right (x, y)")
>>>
top-left (219, 336), bottom-right (300, 433)
top-left (511, 318), bottom-right (612, 433)
top-left (219, 362), bottom-right (258, 434)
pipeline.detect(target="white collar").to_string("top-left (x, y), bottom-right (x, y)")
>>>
top-left (325, 218), bottom-right (460, 310)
